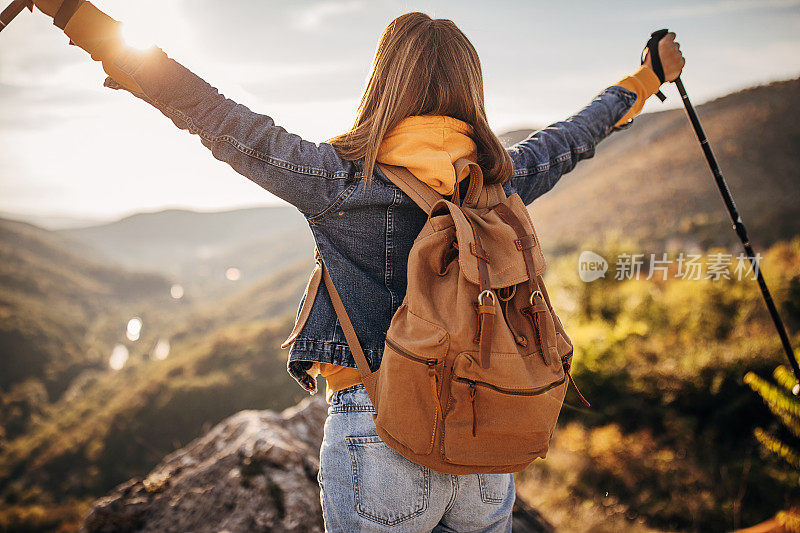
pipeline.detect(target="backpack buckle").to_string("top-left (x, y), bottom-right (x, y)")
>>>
top-left (529, 290), bottom-right (543, 306)
top-left (477, 289), bottom-right (496, 306)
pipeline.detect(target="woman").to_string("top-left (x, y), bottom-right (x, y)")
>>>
top-left (31, 2), bottom-right (684, 531)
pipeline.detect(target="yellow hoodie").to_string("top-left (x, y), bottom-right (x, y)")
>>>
top-left (60, 1), bottom-right (663, 403)
top-left (377, 115), bottom-right (478, 195)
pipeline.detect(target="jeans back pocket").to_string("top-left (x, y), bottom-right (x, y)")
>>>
top-left (477, 473), bottom-right (513, 504)
top-left (346, 435), bottom-right (431, 526)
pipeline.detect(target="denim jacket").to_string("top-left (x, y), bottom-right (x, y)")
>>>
top-left (104, 46), bottom-right (638, 393)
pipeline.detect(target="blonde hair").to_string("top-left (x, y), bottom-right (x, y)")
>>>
top-left (328, 12), bottom-right (513, 187)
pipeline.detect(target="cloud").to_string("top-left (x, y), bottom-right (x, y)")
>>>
top-left (650, 0), bottom-right (800, 18)
top-left (0, 90), bottom-right (108, 130)
top-left (224, 60), bottom-right (366, 104)
top-left (0, 60), bottom-right (113, 130)
top-left (216, 60), bottom-right (361, 85)
top-left (291, 0), bottom-right (365, 31)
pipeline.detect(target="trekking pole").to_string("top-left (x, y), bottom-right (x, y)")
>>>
top-left (644, 29), bottom-right (800, 392)
top-left (0, 0), bottom-right (33, 33)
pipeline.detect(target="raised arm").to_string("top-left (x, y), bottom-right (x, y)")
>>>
top-left (33, 0), bottom-right (352, 219)
top-left (504, 84), bottom-right (639, 206)
top-left (506, 32), bottom-right (684, 206)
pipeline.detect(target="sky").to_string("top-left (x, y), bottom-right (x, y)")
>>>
top-left (1, 0), bottom-right (798, 223)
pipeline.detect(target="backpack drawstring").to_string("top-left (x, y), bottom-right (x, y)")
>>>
top-left (566, 370), bottom-right (591, 408)
top-left (428, 362), bottom-right (444, 420)
top-left (469, 381), bottom-right (478, 436)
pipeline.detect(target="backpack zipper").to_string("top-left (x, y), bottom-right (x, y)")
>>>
top-left (456, 375), bottom-right (567, 437)
top-left (385, 337), bottom-right (438, 365)
top-left (385, 336), bottom-right (444, 419)
top-left (453, 375), bottom-right (566, 396)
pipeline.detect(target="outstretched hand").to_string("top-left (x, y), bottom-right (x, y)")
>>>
top-left (33, 0), bottom-right (64, 19)
top-left (643, 31), bottom-right (685, 82)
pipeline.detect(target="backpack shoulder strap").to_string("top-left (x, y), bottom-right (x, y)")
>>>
top-left (280, 256), bottom-right (323, 349)
top-left (377, 163), bottom-right (443, 215)
top-left (320, 261), bottom-right (374, 381)
top-left (281, 249), bottom-right (377, 401)
top-left (453, 158), bottom-right (508, 209)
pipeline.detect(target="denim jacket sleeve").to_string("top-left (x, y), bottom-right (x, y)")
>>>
top-left (504, 85), bottom-right (638, 205)
top-left (103, 47), bottom-right (352, 218)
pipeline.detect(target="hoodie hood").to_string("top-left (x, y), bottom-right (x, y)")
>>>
top-left (376, 115), bottom-right (478, 195)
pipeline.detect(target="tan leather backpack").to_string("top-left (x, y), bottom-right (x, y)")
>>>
top-left (289, 158), bottom-right (585, 474)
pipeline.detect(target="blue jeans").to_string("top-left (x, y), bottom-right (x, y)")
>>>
top-left (318, 384), bottom-right (515, 532)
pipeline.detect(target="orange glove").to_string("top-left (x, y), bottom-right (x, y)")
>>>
top-left (613, 65), bottom-right (662, 127)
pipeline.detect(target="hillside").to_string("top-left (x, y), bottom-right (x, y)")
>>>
top-left (0, 311), bottom-right (311, 531)
top-left (0, 314), bottom-right (308, 495)
top-left (514, 78), bottom-right (800, 254)
top-left (0, 218), bottom-right (170, 401)
top-left (168, 256), bottom-right (314, 344)
top-left (0, 217), bottom-right (315, 531)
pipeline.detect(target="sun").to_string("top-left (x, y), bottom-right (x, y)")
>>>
top-left (95, 0), bottom-right (186, 52)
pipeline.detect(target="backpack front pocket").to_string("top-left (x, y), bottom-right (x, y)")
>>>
top-left (442, 351), bottom-right (567, 466)
top-left (374, 304), bottom-right (449, 455)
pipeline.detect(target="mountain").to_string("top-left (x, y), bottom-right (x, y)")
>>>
top-left (0, 211), bottom-right (112, 231)
top-left (59, 206), bottom-right (315, 300)
top-left (57, 77), bottom-right (800, 288)
top-left (510, 77), bottom-right (800, 254)
top-left (0, 314), bottom-right (308, 482)
top-left (168, 256), bottom-right (314, 345)
top-left (0, 313), bottom-right (312, 530)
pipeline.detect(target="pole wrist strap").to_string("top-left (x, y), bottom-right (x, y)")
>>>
top-left (642, 28), bottom-right (669, 102)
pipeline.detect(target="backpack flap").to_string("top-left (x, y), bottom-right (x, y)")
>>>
top-left (428, 194), bottom-right (546, 289)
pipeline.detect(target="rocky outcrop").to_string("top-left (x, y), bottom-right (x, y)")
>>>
top-left (81, 396), bottom-right (553, 532)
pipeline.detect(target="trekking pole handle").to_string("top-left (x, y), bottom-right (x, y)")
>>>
top-left (642, 28), bottom-right (670, 102)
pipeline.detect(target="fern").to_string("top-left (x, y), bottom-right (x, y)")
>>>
top-left (745, 365), bottom-right (800, 531)
top-left (778, 509), bottom-right (800, 532)
top-left (745, 367), bottom-right (800, 466)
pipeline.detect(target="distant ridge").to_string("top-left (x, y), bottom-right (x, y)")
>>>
top-left (58, 205), bottom-right (314, 300)
top-left (498, 128), bottom-right (540, 147)
top-left (17, 77), bottom-right (798, 278)
top-left (0, 211), bottom-right (110, 230)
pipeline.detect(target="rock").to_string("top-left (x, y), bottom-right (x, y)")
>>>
top-left (81, 396), bottom-right (553, 532)
top-left (81, 397), bottom-right (328, 533)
